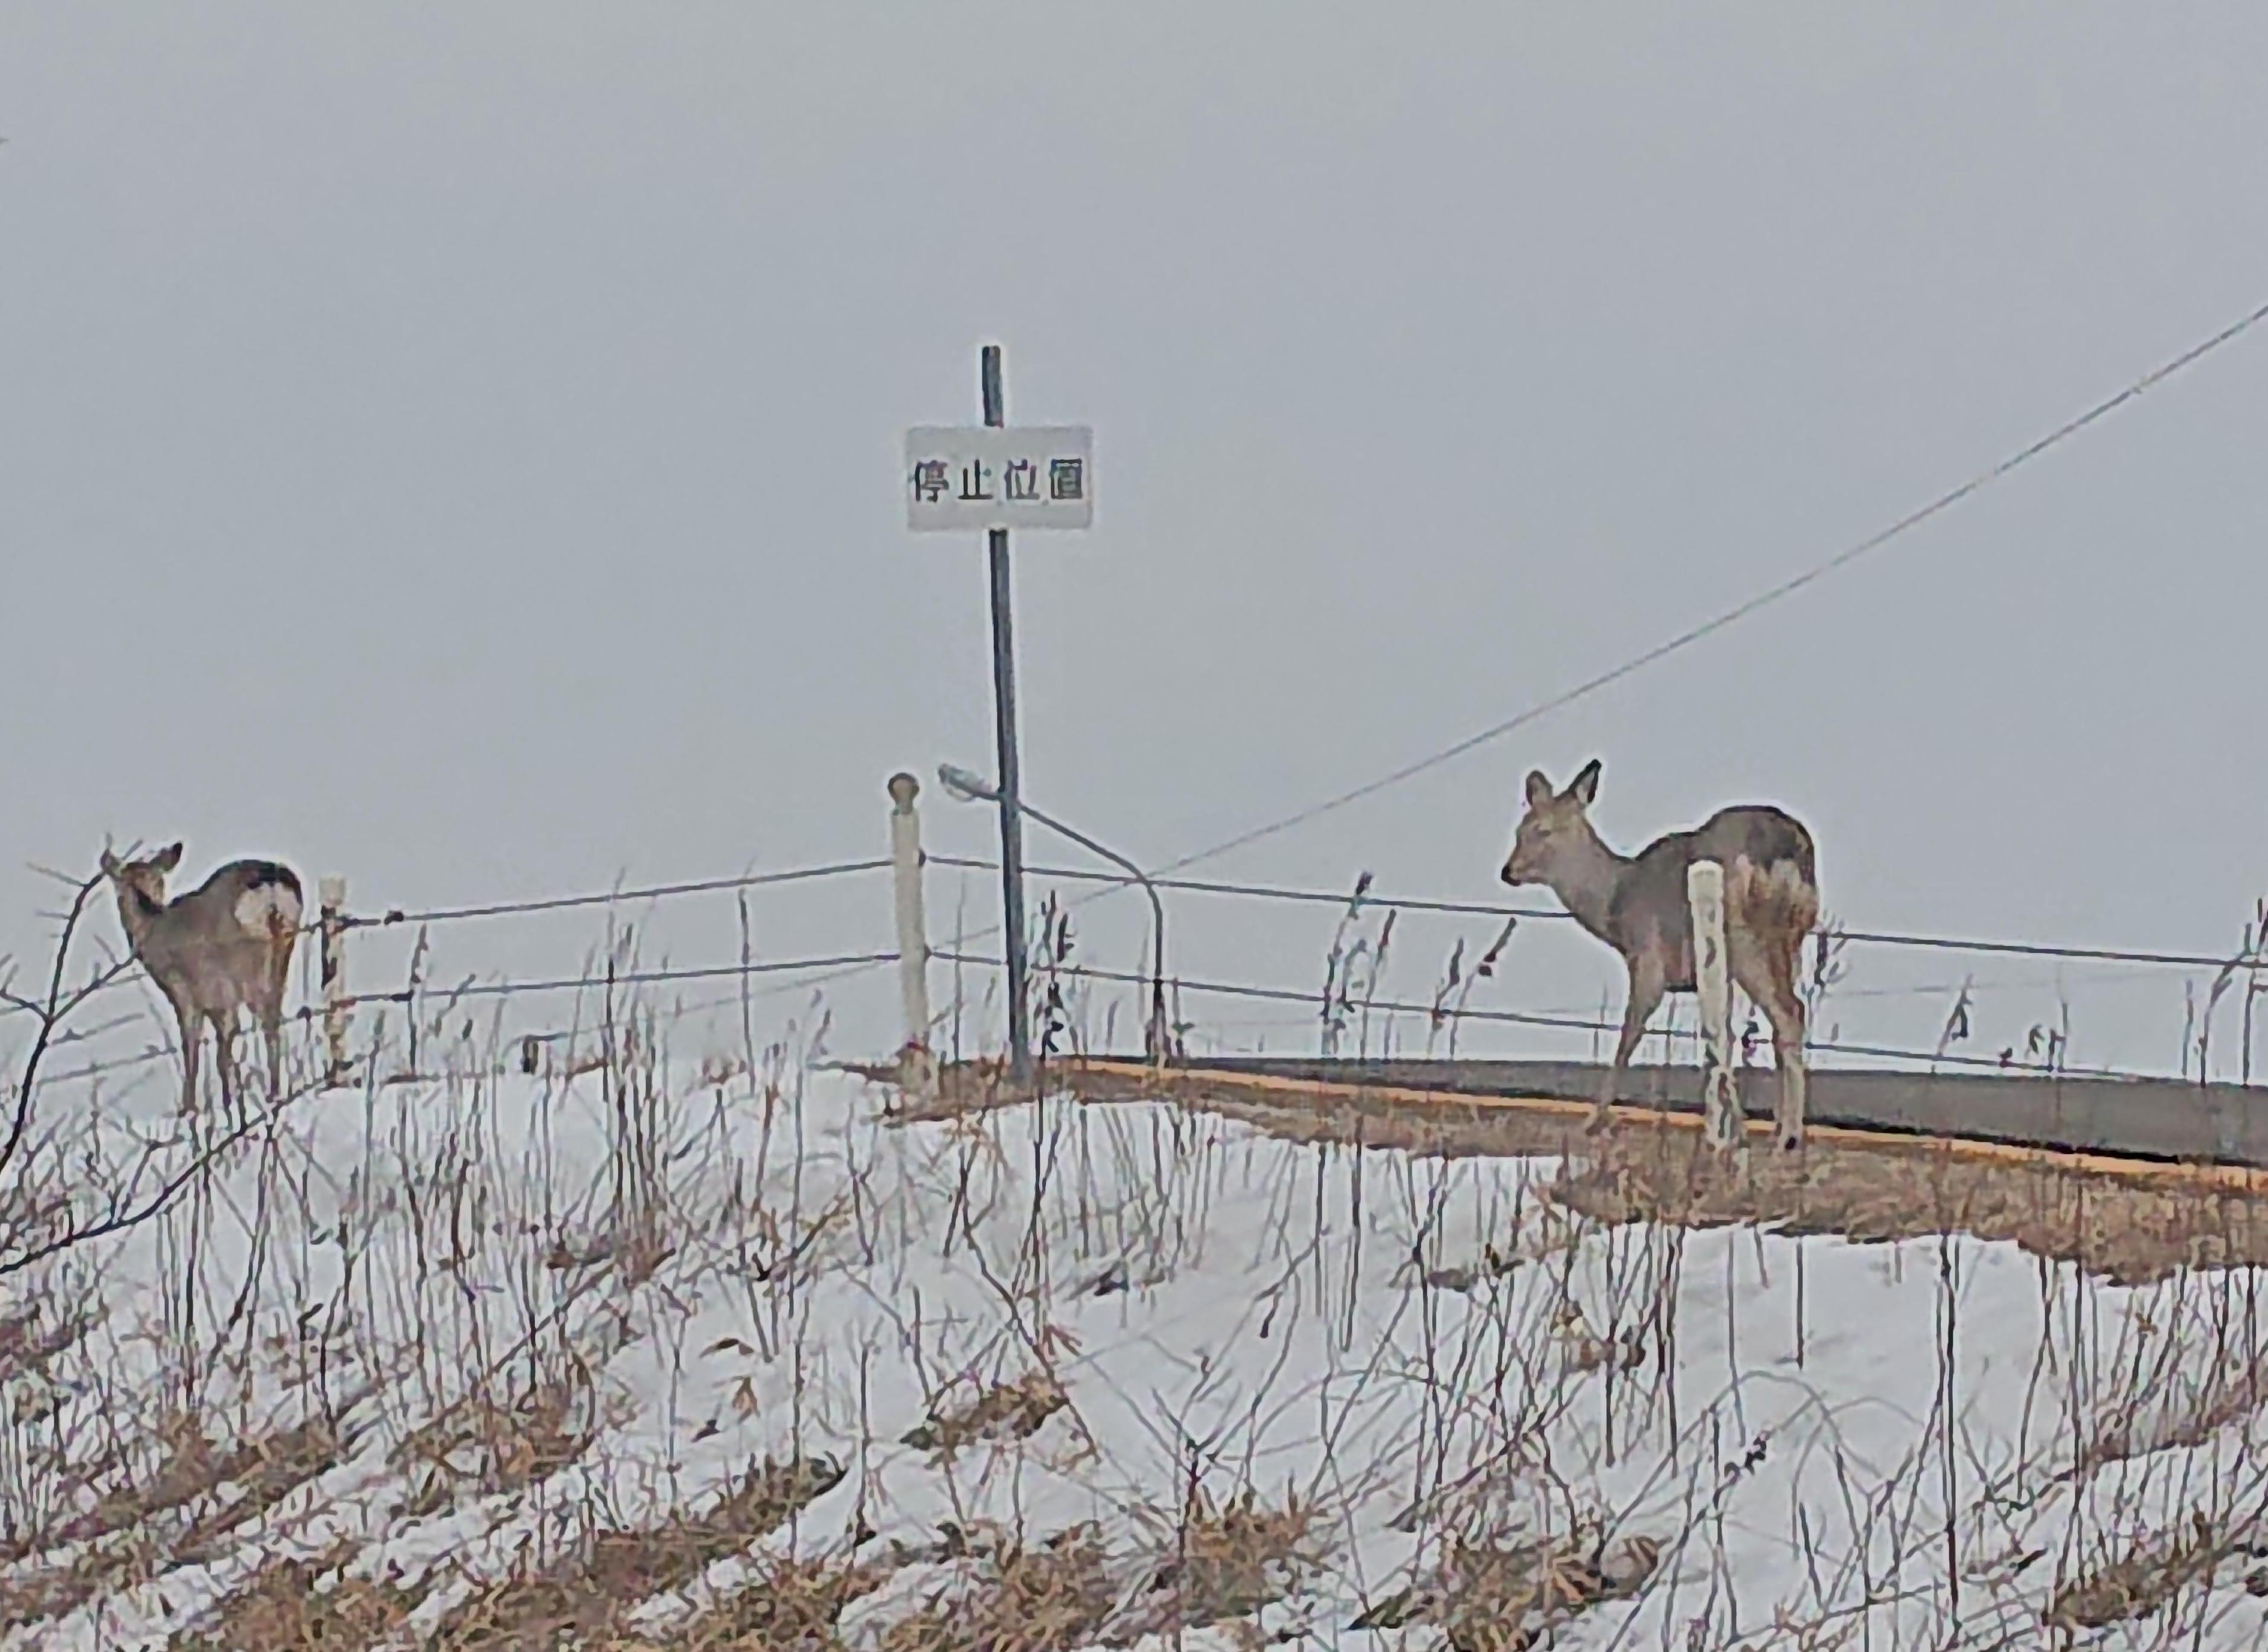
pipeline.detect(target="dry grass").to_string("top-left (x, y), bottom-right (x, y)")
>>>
top-left (395, 1367), bottom-right (611, 1519)
top-left (874, 1525), bottom-right (1119, 1652)
top-left (0, 1407), bottom-right (348, 1631)
top-left (1353, 1525), bottom-right (1661, 1652)
top-left (1128, 1488), bottom-right (1321, 1638)
top-left (0, 1540), bottom-right (164, 1636)
top-left (592, 1491), bottom-right (1316, 1652)
top-left (167, 1544), bottom-right (424, 1652)
top-left (873, 1490), bottom-right (1318, 1652)
top-left (419, 1453), bottom-right (845, 1650)
top-left (0, 1302), bottom-right (87, 1387)
top-left (1549, 1130), bottom-right (2268, 1287)
top-left (170, 1411), bottom-right (350, 1564)
top-left (1047, 1063), bottom-right (2268, 1284)
top-left (600, 1552), bottom-right (889, 1651)
top-left (2047, 1513), bottom-right (2259, 1632)
top-left (900, 1371), bottom-right (1067, 1456)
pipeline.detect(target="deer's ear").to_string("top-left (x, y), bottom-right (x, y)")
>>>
top-left (98, 848), bottom-right (120, 878)
top-left (153, 842), bottom-right (184, 873)
top-left (1566, 760), bottom-right (1602, 807)
top-left (1523, 769), bottom-right (1554, 809)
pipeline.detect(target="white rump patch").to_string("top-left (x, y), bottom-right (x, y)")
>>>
top-left (1766, 859), bottom-right (1811, 902)
top-left (235, 882), bottom-right (304, 936)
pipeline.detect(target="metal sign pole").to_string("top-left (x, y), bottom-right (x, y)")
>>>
top-left (906, 354), bottom-right (1089, 1087)
top-left (980, 343), bottom-right (1033, 1086)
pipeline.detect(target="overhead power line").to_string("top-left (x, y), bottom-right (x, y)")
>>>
top-left (1154, 295), bottom-right (2268, 877)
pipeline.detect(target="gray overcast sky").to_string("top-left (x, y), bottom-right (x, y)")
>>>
top-left (5, 5), bottom-right (2267, 1072)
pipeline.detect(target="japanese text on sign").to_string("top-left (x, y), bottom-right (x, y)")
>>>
top-left (905, 426), bottom-right (1094, 531)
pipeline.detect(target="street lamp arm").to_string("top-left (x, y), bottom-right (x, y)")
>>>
top-left (938, 764), bottom-right (1156, 911)
top-left (935, 762), bottom-right (1173, 1064)
top-left (1016, 805), bottom-right (1170, 1049)
top-left (1012, 802), bottom-right (1145, 894)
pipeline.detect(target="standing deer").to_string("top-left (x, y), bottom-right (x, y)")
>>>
top-left (1499, 760), bottom-right (1819, 1149)
top-left (101, 843), bottom-right (304, 1117)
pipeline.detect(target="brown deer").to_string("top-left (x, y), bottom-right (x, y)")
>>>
top-left (1499, 761), bottom-right (1819, 1149)
top-left (101, 843), bottom-right (304, 1116)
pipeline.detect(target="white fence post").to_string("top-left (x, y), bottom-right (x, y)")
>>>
top-left (319, 876), bottom-right (350, 1089)
top-left (888, 773), bottom-right (936, 1098)
top-left (1687, 861), bottom-right (1741, 1151)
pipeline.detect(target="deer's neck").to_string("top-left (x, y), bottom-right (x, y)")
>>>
top-left (1545, 833), bottom-right (1631, 946)
top-left (115, 887), bottom-right (164, 955)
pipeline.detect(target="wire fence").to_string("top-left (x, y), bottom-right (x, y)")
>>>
top-left (926, 853), bottom-right (2263, 974)
top-left (339, 858), bottom-right (892, 930)
top-left (241, 842), bottom-right (2256, 981)
top-left (333, 950), bottom-right (899, 1010)
top-left (935, 953), bottom-right (2172, 1082)
top-left (21, 840), bottom-right (2268, 1093)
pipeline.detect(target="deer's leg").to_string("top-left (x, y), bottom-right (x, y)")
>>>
top-left (1733, 932), bottom-right (1808, 1151)
top-left (263, 1007), bottom-right (285, 1105)
top-left (210, 1009), bottom-right (240, 1121)
top-left (172, 998), bottom-right (202, 1116)
top-left (1591, 953), bottom-right (1668, 1134)
top-left (255, 976), bottom-right (286, 1106)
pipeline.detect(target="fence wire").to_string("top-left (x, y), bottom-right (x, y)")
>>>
top-left (936, 952), bottom-right (2164, 1083)
top-left (929, 854), bottom-right (2261, 973)
top-left (344, 857), bottom-right (890, 929)
top-left (335, 950), bottom-right (899, 1010)
top-left (20, 845), bottom-right (2264, 1093)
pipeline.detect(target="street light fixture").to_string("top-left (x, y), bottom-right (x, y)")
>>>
top-left (938, 764), bottom-right (1173, 1066)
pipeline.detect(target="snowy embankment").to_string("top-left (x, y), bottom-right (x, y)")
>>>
top-left (1, 1047), bottom-right (2264, 1649)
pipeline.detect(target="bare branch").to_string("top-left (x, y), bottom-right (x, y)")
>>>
top-left (0, 865), bottom-right (120, 1183)
top-left (0, 1089), bottom-right (309, 1280)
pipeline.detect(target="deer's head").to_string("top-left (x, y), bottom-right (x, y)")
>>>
top-left (1501, 761), bottom-right (1602, 888)
top-left (100, 841), bottom-right (184, 915)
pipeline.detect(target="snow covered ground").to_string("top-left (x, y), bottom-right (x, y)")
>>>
top-left (1, 1037), bottom-right (2265, 1650)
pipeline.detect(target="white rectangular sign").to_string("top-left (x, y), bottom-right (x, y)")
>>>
top-left (905, 425), bottom-right (1094, 532)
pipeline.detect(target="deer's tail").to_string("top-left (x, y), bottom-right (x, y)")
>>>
top-left (234, 866), bottom-right (306, 959)
top-left (1726, 822), bottom-right (1819, 956)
